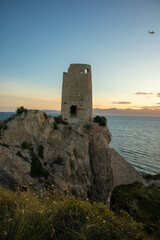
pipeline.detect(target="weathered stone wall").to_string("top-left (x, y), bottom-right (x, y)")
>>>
top-left (61, 64), bottom-right (92, 122)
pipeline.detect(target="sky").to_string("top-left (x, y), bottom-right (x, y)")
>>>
top-left (0, 0), bottom-right (160, 114)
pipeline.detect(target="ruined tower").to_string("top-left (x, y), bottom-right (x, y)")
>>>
top-left (61, 64), bottom-right (92, 122)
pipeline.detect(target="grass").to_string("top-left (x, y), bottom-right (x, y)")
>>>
top-left (110, 183), bottom-right (160, 238)
top-left (0, 186), bottom-right (148, 240)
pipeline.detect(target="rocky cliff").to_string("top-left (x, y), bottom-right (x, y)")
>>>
top-left (0, 110), bottom-right (143, 203)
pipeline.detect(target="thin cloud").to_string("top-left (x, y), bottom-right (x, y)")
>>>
top-left (93, 107), bottom-right (160, 116)
top-left (112, 101), bottom-right (131, 104)
top-left (157, 93), bottom-right (160, 97)
top-left (134, 92), bottom-right (153, 95)
top-left (93, 105), bottom-right (101, 107)
top-left (138, 105), bottom-right (160, 110)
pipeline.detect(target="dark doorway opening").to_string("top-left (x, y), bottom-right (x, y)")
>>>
top-left (70, 105), bottom-right (77, 118)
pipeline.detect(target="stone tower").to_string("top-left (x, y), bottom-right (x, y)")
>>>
top-left (61, 64), bottom-right (92, 122)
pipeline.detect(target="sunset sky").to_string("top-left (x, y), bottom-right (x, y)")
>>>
top-left (0, 0), bottom-right (160, 114)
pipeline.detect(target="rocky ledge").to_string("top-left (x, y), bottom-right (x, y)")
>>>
top-left (0, 110), bottom-right (143, 203)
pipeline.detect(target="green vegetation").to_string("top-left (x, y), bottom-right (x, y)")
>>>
top-left (38, 145), bottom-right (44, 159)
top-left (16, 106), bottom-right (28, 115)
top-left (53, 116), bottom-right (68, 130)
top-left (30, 152), bottom-right (44, 177)
top-left (54, 115), bottom-right (68, 125)
top-left (21, 141), bottom-right (33, 150)
top-left (1, 182), bottom-right (160, 239)
top-left (16, 151), bottom-right (23, 158)
top-left (43, 112), bottom-right (48, 119)
top-left (93, 116), bottom-right (107, 126)
top-left (111, 183), bottom-right (160, 238)
top-left (143, 173), bottom-right (160, 180)
top-left (85, 123), bottom-right (93, 130)
top-left (53, 157), bottom-right (64, 165)
top-left (0, 106), bottom-right (28, 134)
top-left (0, 143), bottom-right (9, 148)
top-left (53, 123), bottom-right (59, 130)
top-left (16, 151), bottom-right (29, 162)
top-left (0, 187), bottom-right (147, 240)
top-left (30, 152), bottom-right (48, 178)
top-left (0, 115), bottom-right (15, 132)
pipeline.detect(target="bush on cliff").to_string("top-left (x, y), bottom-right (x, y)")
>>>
top-left (0, 187), bottom-right (147, 240)
top-left (54, 115), bottom-right (68, 125)
top-left (0, 115), bottom-right (15, 132)
top-left (21, 141), bottom-right (33, 150)
top-left (16, 106), bottom-right (28, 115)
top-left (0, 106), bottom-right (28, 133)
top-left (38, 145), bottom-right (44, 159)
top-left (30, 152), bottom-right (44, 177)
top-left (143, 173), bottom-right (160, 181)
top-left (93, 116), bottom-right (107, 126)
top-left (110, 183), bottom-right (160, 238)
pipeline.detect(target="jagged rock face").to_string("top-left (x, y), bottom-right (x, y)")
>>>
top-left (0, 110), bottom-right (143, 203)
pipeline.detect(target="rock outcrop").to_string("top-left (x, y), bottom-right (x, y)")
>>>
top-left (0, 110), bottom-right (143, 203)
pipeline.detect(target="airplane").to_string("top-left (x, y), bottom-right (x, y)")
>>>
top-left (148, 31), bottom-right (155, 34)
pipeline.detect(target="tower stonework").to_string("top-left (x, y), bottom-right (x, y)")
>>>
top-left (61, 64), bottom-right (92, 123)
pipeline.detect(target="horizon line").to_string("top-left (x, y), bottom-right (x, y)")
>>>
top-left (0, 107), bottom-right (160, 116)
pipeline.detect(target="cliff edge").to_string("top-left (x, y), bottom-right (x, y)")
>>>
top-left (0, 110), bottom-right (143, 203)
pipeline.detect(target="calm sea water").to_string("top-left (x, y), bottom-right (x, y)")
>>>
top-left (0, 112), bottom-right (160, 174)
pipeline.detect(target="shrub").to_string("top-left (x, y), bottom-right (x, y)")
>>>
top-left (3, 125), bottom-right (8, 131)
top-left (0, 115), bottom-right (15, 131)
top-left (0, 143), bottom-right (9, 148)
top-left (30, 152), bottom-right (48, 178)
top-left (16, 151), bottom-right (29, 162)
top-left (30, 152), bottom-right (43, 177)
top-left (110, 183), bottom-right (160, 236)
top-left (93, 116), bottom-right (107, 126)
top-left (50, 198), bottom-right (145, 240)
top-left (143, 173), bottom-right (160, 180)
top-left (0, 187), bottom-right (148, 240)
top-left (43, 112), bottom-right (48, 119)
top-left (85, 123), bottom-right (93, 130)
top-left (21, 141), bottom-right (33, 150)
top-left (16, 151), bottom-right (23, 158)
top-left (16, 106), bottom-right (28, 115)
top-left (38, 145), bottom-right (44, 159)
top-left (54, 115), bottom-right (68, 125)
top-left (53, 123), bottom-right (58, 130)
top-left (53, 157), bottom-right (64, 165)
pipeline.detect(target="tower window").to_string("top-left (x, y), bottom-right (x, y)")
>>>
top-left (85, 68), bottom-right (89, 74)
top-left (70, 105), bottom-right (77, 118)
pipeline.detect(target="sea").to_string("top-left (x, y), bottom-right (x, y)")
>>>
top-left (0, 112), bottom-right (160, 175)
